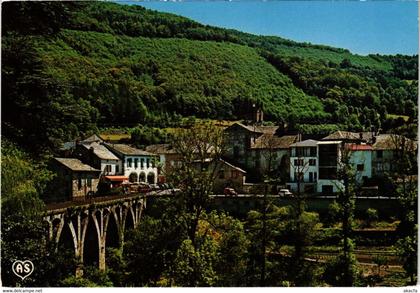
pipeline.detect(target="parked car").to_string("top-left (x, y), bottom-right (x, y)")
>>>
top-left (279, 188), bottom-right (293, 197)
top-left (138, 183), bottom-right (151, 193)
top-left (150, 184), bottom-right (161, 191)
top-left (224, 187), bottom-right (238, 196)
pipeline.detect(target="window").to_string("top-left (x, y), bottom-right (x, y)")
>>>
top-left (141, 158), bottom-right (144, 168)
top-left (105, 165), bottom-right (112, 173)
top-left (127, 158), bottom-right (132, 168)
top-left (309, 172), bottom-right (313, 182)
top-left (219, 169), bottom-right (225, 179)
top-left (231, 170), bottom-right (238, 179)
top-left (296, 148), bottom-right (304, 157)
top-left (357, 164), bottom-right (364, 171)
top-left (294, 159), bottom-right (304, 166)
top-left (377, 150), bottom-right (383, 159)
top-left (134, 158), bottom-right (138, 169)
top-left (310, 147), bottom-right (317, 157)
top-left (319, 167), bottom-right (337, 179)
top-left (147, 158), bottom-right (150, 168)
top-left (87, 178), bottom-right (92, 187)
top-left (116, 165), bottom-right (119, 173)
top-left (78, 176), bottom-right (82, 190)
top-left (322, 185), bottom-right (333, 194)
top-left (309, 159), bottom-right (316, 166)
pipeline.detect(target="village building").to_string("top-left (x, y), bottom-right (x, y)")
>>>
top-left (346, 143), bottom-right (373, 186)
top-left (287, 139), bottom-right (318, 193)
top-left (104, 143), bottom-right (158, 184)
top-left (145, 144), bottom-right (180, 183)
top-left (211, 159), bottom-right (247, 194)
top-left (223, 122), bottom-right (298, 182)
top-left (49, 158), bottom-right (101, 202)
top-left (75, 142), bottom-right (121, 176)
top-left (322, 130), bottom-right (375, 144)
top-left (316, 140), bottom-right (343, 194)
top-left (371, 134), bottom-right (417, 177)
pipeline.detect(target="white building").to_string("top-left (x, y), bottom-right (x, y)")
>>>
top-left (347, 143), bottom-right (373, 186)
top-left (287, 139), bottom-right (318, 193)
top-left (105, 143), bottom-right (158, 184)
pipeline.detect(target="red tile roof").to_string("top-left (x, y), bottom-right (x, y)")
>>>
top-left (346, 144), bottom-right (372, 151)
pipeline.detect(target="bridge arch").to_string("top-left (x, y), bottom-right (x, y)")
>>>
top-left (84, 212), bottom-right (99, 267)
top-left (58, 219), bottom-right (75, 252)
top-left (106, 209), bottom-right (119, 249)
top-left (125, 205), bottom-right (136, 231)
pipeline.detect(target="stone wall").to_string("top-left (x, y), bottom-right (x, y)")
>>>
top-left (71, 173), bottom-right (100, 200)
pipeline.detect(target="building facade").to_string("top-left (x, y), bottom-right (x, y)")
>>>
top-left (223, 122), bottom-right (297, 182)
top-left (105, 144), bottom-right (158, 184)
top-left (316, 141), bottom-right (343, 194)
top-left (287, 139), bottom-right (318, 193)
top-left (50, 158), bottom-right (101, 201)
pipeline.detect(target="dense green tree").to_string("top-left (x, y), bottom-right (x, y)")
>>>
top-left (1, 139), bottom-right (74, 286)
top-left (330, 145), bottom-right (359, 286)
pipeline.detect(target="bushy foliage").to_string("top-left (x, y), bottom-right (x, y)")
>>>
top-left (1, 139), bottom-right (74, 286)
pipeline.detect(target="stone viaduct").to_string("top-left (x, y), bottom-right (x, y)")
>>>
top-left (44, 194), bottom-right (146, 276)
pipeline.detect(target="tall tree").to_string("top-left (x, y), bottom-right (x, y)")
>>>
top-left (325, 143), bottom-right (359, 286)
top-left (390, 133), bottom-right (417, 284)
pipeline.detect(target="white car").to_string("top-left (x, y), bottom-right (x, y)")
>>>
top-left (279, 189), bottom-right (293, 197)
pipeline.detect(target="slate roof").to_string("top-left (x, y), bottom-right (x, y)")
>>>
top-left (60, 141), bottom-right (76, 151)
top-left (226, 122), bottom-right (279, 134)
top-left (81, 134), bottom-right (103, 144)
top-left (290, 139), bottom-right (319, 147)
top-left (372, 134), bottom-right (417, 150)
top-left (322, 131), bottom-right (376, 143)
top-left (81, 142), bottom-right (119, 160)
top-left (322, 131), bottom-right (360, 141)
top-left (251, 134), bottom-right (298, 149)
top-left (145, 144), bottom-right (177, 154)
top-left (54, 158), bottom-right (100, 172)
top-left (106, 144), bottom-right (156, 156)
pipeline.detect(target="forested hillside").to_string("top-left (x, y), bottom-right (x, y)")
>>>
top-left (2, 1), bottom-right (417, 156)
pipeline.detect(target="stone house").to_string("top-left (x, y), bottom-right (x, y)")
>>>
top-left (223, 122), bottom-right (298, 182)
top-left (104, 143), bottom-right (158, 184)
top-left (49, 158), bottom-right (101, 201)
top-left (212, 159), bottom-right (247, 194)
top-left (371, 134), bottom-right (417, 177)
